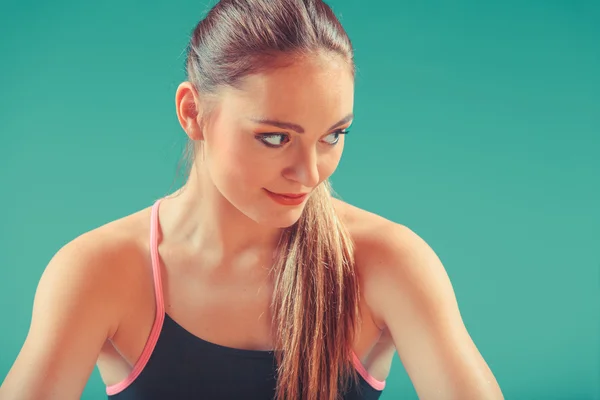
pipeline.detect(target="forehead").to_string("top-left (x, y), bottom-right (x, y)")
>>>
top-left (221, 54), bottom-right (354, 124)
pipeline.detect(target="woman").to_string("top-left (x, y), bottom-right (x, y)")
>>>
top-left (0, 0), bottom-right (504, 399)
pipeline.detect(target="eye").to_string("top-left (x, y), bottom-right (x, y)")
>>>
top-left (322, 129), bottom-right (350, 145)
top-left (256, 129), bottom-right (350, 148)
top-left (257, 133), bottom-right (289, 148)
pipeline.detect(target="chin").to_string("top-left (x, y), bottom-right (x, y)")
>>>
top-left (265, 213), bottom-right (303, 229)
top-left (251, 208), bottom-right (305, 229)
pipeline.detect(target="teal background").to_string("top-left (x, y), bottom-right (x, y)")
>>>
top-left (1, 0), bottom-right (598, 399)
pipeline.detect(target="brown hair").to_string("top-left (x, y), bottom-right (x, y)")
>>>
top-left (181, 1), bottom-right (360, 398)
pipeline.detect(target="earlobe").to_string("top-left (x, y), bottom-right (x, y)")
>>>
top-left (175, 81), bottom-right (204, 141)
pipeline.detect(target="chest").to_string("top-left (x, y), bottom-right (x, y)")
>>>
top-left (162, 262), bottom-right (277, 352)
top-left (102, 252), bottom-right (391, 387)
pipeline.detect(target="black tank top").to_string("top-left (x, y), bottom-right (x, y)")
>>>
top-left (105, 199), bottom-right (386, 399)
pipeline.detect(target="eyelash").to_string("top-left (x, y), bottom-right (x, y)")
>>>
top-left (256, 129), bottom-right (350, 148)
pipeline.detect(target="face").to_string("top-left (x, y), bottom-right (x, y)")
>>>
top-left (197, 53), bottom-right (354, 228)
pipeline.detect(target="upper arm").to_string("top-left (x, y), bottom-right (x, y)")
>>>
top-left (0, 233), bottom-right (125, 400)
top-left (363, 224), bottom-right (504, 400)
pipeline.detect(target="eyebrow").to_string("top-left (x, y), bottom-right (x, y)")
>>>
top-left (249, 113), bottom-right (354, 134)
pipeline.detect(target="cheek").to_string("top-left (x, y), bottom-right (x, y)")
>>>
top-left (208, 134), bottom-right (272, 193)
top-left (232, 152), bottom-right (271, 190)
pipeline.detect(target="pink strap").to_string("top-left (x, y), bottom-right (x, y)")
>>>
top-left (351, 350), bottom-right (386, 390)
top-left (107, 198), bottom-right (385, 393)
top-left (149, 198), bottom-right (166, 315)
top-left (106, 199), bottom-right (166, 395)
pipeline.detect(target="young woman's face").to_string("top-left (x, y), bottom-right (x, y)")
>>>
top-left (201, 54), bottom-right (355, 228)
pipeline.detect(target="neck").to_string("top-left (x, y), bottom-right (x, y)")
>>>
top-left (161, 162), bottom-right (284, 268)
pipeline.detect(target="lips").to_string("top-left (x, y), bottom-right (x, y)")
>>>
top-left (264, 189), bottom-right (309, 206)
top-left (275, 193), bottom-right (306, 198)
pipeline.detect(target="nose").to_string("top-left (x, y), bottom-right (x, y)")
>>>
top-left (283, 145), bottom-right (320, 188)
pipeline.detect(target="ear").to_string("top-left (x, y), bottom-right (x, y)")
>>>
top-left (175, 81), bottom-right (204, 141)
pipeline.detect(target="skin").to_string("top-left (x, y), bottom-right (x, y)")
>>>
top-left (0, 52), bottom-right (504, 400)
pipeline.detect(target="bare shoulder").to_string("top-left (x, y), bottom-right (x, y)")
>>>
top-left (332, 198), bottom-right (505, 399)
top-left (333, 199), bottom-right (428, 329)
top-left (34, 205), bottom-right (156, 343)
top-left (332, 197), bottom-right (424, 271)
top-left (333, 196), bottom-right (461, 326)
top-left (46, 206), bottom-right (152, 312)
top-left (0, 206), bottom-right (153, 399)
top-left (331, 197), bottom-right (411, 242)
